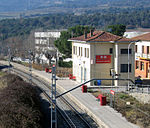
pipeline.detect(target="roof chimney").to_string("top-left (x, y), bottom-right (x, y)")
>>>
top-left (84, 30), bottom-right (87, 39)
top-left (90, 29), bottom-right (94, 37)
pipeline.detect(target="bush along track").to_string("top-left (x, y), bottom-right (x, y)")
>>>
top-left (0, 74), bottom-right (43, 128)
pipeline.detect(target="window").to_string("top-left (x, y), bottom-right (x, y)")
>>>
top-left (142, 46), bottom-right (144, 53)
top-left (140, 62), bottom-right (144, 70)
top-left (136, 61), bottom-right (139, 69)
top-left (121, 49), bottom-right (132, 54)
top-left (147, 46), bottom-right (149, 54)
top-left (110, 48), bottom-right (113, 54)
top-left (81, 47), bottom-right (82, 56)
top-left (135, 45), bottom-right (137, 53)
top-left (73, 46), bottom-right (75, 54)
top-left (120, 64), bottom-right (131, 73)
top-left (75, 46), bottom-right (77, 55)
top-left (79, 47), bottom-right (80, 56)
top-left (87, 48), bottom-right (89, 58)
top-left (84, 48), bottom-right (86, 57)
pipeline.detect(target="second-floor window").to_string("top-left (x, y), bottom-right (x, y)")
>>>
top-left (87, 48), bottom-right (89, 58)
top-left (73, 46), bottom-right (75, 54)
top-left (84, 48), bottom-right (89, 58)
top-left (84, 48), bottom-right (86, 57)
top-left (81, 47), bottom-right (82, 56)
top-left (142, 46), bottom-right (144, 53)
top-left (121, 49), bottom-right (132, 54)
top-left (110, 48), bottom-right (113, 54)
top-left (147, 46), bottom-right (149, 54)
top-left (135, 45), bottom-right (137, 53)
top-left (79, 47), bottom-right (80, 56)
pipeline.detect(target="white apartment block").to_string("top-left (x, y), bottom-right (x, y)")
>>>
top-left (34, 31), bottom-right (61, 64)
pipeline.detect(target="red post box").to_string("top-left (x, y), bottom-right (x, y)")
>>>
top-left (69, 74), bottom-right (73, 79)
top-left (45, 68), bottom-right (49, 72)
top-left (82, 85), bottom-right (87, 93)
top-left (98, 94), bottom-right (106, 106)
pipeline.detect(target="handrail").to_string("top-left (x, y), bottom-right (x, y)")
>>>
top-left (56, 78), bottom-right (135, 98)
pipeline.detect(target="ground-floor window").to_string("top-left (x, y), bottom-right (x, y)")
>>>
top-left (140, 62), bottom-right (144, 71)
top-left (120, 64), bottom-right (131, 73)
top-left (136, 61), bottom-right (139, 69)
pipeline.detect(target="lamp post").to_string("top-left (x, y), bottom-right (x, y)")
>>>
top-left (128, 41), bottom-right (139, 91)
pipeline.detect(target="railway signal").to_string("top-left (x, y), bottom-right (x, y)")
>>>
top-left (110, 90), bottom-right (115, 108)
top-left (51, 65), bottom-right (57, 128)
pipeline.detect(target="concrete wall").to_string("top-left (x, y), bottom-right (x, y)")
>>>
top-left (90, 43), bottom-right (114, 85)
top-left (117, 43), bottom-right (135, 86)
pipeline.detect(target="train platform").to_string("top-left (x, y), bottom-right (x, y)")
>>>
top-left (0, 61), bottom-right (139, 128)
top-left (31, 70), bottom-right (139, 128)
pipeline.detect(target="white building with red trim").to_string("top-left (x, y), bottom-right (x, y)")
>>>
top-left (69, 30), bottom-right (135, 86)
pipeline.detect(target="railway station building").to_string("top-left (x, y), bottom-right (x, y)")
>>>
top-left (69, 30), bottom-right (135, 86)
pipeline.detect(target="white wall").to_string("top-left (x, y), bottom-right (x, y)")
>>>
top-left (72, 42), bottom-right (91, 84)
top-left (35, 32), bottom-right (61, 38)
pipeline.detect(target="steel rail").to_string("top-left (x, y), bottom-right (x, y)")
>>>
top-left (11, 67), bottom-right (92, 128)
top-left (12, 68), bottom-right (76, 128)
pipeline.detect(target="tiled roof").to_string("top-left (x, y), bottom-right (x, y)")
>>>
top-left (131, 32), bottom-right (150, 41)
top-left (69, 31), bottom-right (133, 42)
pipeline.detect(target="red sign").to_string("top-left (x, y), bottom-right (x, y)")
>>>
top-left (96, 55), bottom-right (111, 63)
top-left (110, 90), bottom-right (115, 95)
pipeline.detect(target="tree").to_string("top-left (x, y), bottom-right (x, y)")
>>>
top-left (106, 24), bottom-right (126, 36)
top-left (44, 50), bottom-right (56, 65)
top-left (54, 25), bottom-right (93, 58)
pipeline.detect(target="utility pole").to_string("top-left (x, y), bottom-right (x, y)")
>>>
top-left (28, 50), bottom-right (32, 84)
top-left (51, 65), bottom-right (57, 128)
top-left (8, 47), bottom-right (11, 73)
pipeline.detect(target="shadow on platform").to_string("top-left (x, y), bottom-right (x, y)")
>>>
top-left (0, 65), bottom-right (12, 70)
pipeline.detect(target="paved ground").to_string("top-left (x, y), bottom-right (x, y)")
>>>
top-left (0, 61), bottom-right (140, 128)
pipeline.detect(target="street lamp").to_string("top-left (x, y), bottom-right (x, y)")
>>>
top-left (128, 40), bottom-right (140, 91)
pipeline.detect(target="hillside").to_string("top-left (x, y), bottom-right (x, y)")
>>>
top-left (0, 0), bottom-right (150, 15)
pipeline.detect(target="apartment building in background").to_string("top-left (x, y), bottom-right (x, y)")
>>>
top-left (34, 31), bottom-right (61, 64)
top-left (132, 32), bottom-right (150, 79)
top-left (69, 30), bottom-right (135, 86)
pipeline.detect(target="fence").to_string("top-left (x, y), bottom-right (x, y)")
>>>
top-left (129, 84), bottom-right (150, 94)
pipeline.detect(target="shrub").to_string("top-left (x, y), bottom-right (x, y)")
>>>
top-left (0, 75), bottom-right (43, 128)
top-left (58, 60), bottom-right (72, 68)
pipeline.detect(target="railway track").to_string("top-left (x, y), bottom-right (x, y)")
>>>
top-left (9, 66), bottom-right (96, 128)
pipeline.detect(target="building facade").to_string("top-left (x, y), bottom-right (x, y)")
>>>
top-left (69, 31), bottom-right (135, 86)
top-left (34, 31), bottom-right (61, 64)
top-left (132, 32), bottom-right (150, 79)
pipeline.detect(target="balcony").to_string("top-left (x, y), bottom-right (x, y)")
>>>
top-left (135, 52), bottom-right (150, 59)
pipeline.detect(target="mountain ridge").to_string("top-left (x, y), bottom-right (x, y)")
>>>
top-left (0, 0), bottom-right (150, 13)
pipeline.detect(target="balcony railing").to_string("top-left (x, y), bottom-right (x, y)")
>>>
top-left (135, 52), bottom-right (150, 59)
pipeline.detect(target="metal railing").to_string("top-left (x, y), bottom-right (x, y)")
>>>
top-left (129, 84), bottom-right (150, 94)
top-left (135, 52), bottom-right (150, 59)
